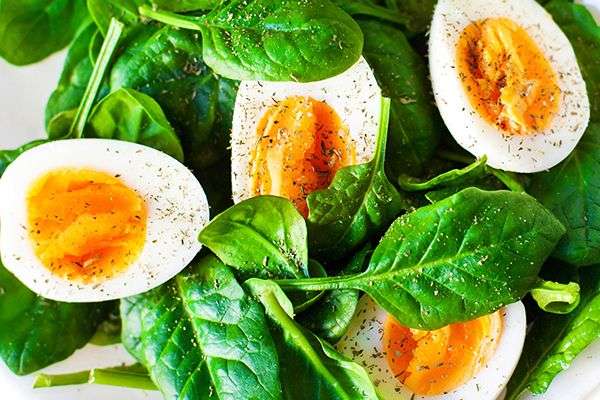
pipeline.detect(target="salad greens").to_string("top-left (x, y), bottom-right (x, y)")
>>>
top-left (531, 279), bottom-right (581, 315)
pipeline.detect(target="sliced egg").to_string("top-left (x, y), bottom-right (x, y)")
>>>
top-left (231, 57), bottom-right (381, 216)
top-left (429, 0), bottom-right (590, 173)
top-left (337, 296), bottom-right (526, 400)
top-left (0, 139), bottom-right (209, 302)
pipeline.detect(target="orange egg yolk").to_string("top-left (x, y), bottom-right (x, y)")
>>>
top-left (383, 312), bottom-right (503, 395)
top-left (250, 96), bottom-right (355, 217)
top-left (27, 168), bottom-right (147, 282)
top-left (456, 18), bottom-right (560, 135)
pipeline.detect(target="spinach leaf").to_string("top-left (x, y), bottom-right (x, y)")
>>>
top-left (381, 0), bottom-right (436, 35)
top-left (506, 267), bottom-right (600, 399)
top-left (110, 25), bottom-right (238, 169)
top-left (278, 188), bottom-right (565, 330)
top-left (0, 140), bottom-right (47, 176)
top-left (398, 156), bottom-right (488, 192)
top-left (546, 0), bottom-right (599, 122)
top-left (45, 22), bottom-right (102, 129)
top-left (297, 244), bottom-right (371, 342)
top-left (307, 97), bottom-right (407, 260)
top-left (89, 304), bottom-right (122, 346)
top-left (199, 196), bottom-right (308, 280)
top-left (0, 0), bottom-right (89, 65)
top-left (529, 124), bottom-right (600, 266)
top-left (359, 19), bottom-right (440, 176)
top-left (531, 280), bottom-right (581, 315)
top-left (85, 88), bottom-right (184, 161)
top-left (332, 0), bottom-right (405, 25)
top-left (139, 0), bottom-right (364, 82)
top-left (0, 261), bottom-right (108, 375)
top-left (246, 279), bottom-right (380, 400)
top-left (87, 0), bottom-right (145, 34)
top-left (122, 256), bottom-right (282, 399)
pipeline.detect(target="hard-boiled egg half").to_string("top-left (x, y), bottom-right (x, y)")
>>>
top-left (0, 139), bottom-right (209, 302)
top-left (231, 57), bottom-right (381, 216)
top-left (429, 0), bottom-right (590, 173)
top-left (337, 296), bottom-right (526, 400)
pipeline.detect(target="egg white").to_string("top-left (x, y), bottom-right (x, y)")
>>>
top-left (231, 56), bottom-right (382, 203)
top-left (429, 0), bottom-right (590, 173)
top-left (336, 296), bottom-right (527, 400)
top-left (0, 139), bottom-right (209, 302)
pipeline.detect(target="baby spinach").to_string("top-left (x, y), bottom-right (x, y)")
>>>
top-left (398, 156), bottom-right (488, 192)
top-left (110, 25), bottom-right (238, 169)
top-left (87, 0), bottom-right (145, 34)
top-left (332, 0), bottom-right (405, 25)
top-left (307, 97), bottom-right (407, 260)
top-left (380, 0), bottom-right (436, 35)
top-left (85, 88), bottom-right (184, 161)
top-left (278, 188), bottom-right (565, 330)
top-left (139, 0), bottom-right (364, 82)
top-left (0, 261), bottom-right (108, 375)
top-left (122, 256), bottom-right (282, 400)
top-left (531, 280), bottom-right (581, 315)
top-left (246, 279), bottom-right (380, 400)
top-left (359, 19), bottom-right (440, 176)
top-left (506, 267), bottom-right (600, 399)
top-left (199, 196), bottom-right (308, 280)
top-left (0, 0), bottom-right (89, 65)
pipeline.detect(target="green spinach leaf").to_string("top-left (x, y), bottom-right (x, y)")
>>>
top-left (246, 279), bottom-right (380, 400)
top-left (506, 267), bottom-right (600, 399)
top-left (307, 97), bottom-right (407, 260)
top-left (398, 156), bottom-right (488, 192)
top-left (531, 279), bottom-right (581, 315)
top-left (199, 196), bottom-right (308, 280)
top-left (87, 0), bottom-right (145, 34)
top-left (85, 88), bottom-right (184, 161)
top-left (0, 141), bottom-right (47, 176)
top-left (381, 0), bottom-right (436, 35)
top-left (0, 0), bottom-right (89, 65)
top-left (139, 0), bottom-right (364, 82)
top-left (278, 188), bottom-right (565, 330)
top-left (359, 19), bottom-right (440, 176)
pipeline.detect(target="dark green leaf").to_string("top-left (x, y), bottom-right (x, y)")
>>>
top-left (398, 156), bottom-right (488, 192)
top-left (199, 196), bottom-right (308, 280)
top-left (85, 88), bottom-right (184, 161)
top-left (307, 97), bottom-right (406, 260)
top-left (246, 279), bottom-right (380, 400)
top-left (506, 267), bottom-right (600, 398)
top-left (0, 0), bottom-right (89, 65)
top-left (0, 261), bottom-right (108, 375)
top-left (383, 0), bottom-right (436, 35)
top-left (531, 280), bottom-right (581, 315)
top-left (359, 19), bottom-right (440, 176)
top-left (89, 304), bottom-right (122, 346)
top-left (279, 188), bottom-right (565, 330)
top-left (139, 0), bottom-right (364, 82)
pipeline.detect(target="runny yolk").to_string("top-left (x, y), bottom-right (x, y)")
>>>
top-left (27, 168), bottom-right (147, 282)
top-left (456, 17), bottom-right (560, 135)
top-left (250, 96), bottom-right (355, 217)
top-left (383, 312), bottom-right (503, 395)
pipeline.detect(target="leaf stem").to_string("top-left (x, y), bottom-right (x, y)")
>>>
top-left (275, 275), bottom-right (350, 291)
top-left (374, 97), bottom-right (392, 167)
top-left (33, 366), bottom-right (157, 390)
top-left (138, 5), bottom-right (203, 30)
top-left (69, 18), bottom-right (124, 139)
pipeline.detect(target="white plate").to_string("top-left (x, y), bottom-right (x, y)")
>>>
top-left (0, 2), bottom-right (599, 399)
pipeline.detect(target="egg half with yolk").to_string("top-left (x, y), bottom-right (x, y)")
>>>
top-left (337, 296), bottom-right (526, 399)
top-left (231, 57), bottom-right (381, 216)
top-left (429, 0), bottom-right (590, 173)
top-left (0, 139), bottom-right (209, 302)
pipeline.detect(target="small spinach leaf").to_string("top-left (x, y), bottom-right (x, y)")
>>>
top-left (246, 279), bottom-right (380, 400)
top-left (506, 267), bottom-right (600, 399)
top-left (85, 88), bottom-right (184, 161)
top-left (278, 188), bottom-right (565, 330)
top-left (199, 196), bottom-right (308, 280)
top-left (398, 156), bottom-right (488, 192)
top-left (359, 19), bottom-right (440, 176)
top-left (531, 279), bottom-right (581, 315)
top-left (139, 0), bottom-right (364, 82)
top-left (307, 97), bottom-right (407, 260)
top-left (0, 0), bottom-right (89, 65)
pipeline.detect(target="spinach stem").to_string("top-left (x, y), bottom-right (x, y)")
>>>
top-left (69, 18), bottom-right (124, 139)
top-left (275, 276), bottom-right (349, 291)
top-left (139, 5), bottom-right (202, 30)
top-left (374, 97), bottom-right (392, 167)
top-left (33, 367), bottom-right (157, 390)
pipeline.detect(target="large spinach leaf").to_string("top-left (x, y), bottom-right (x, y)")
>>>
top-left (278, 188), bottom-right (565, 330)
top-left (85, 88), bottom-right (184, 161)
top-left (122, 256), bottom-right (282, 399)
top-left (246, 279), bottom-right (380, 400)
top-left (0, 0), bottom-right (89, 65)
top-left (110, 25), bottom-right (237, 169)
top-left (139, 0), bottom-right (364, 82)
top-left (506, 267), bottom-right (600, 399)
top-left (307, 97), bottom-right (407, 260)
top-left (0, 261), bottom-right (108, 375)
top-left (359, 19), bottom-right (440, 176)
top-left (199, 196), bottom-right (308, 280)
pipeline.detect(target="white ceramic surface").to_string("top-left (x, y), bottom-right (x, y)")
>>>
top-left (0, 1), bottom-right (599, 399)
